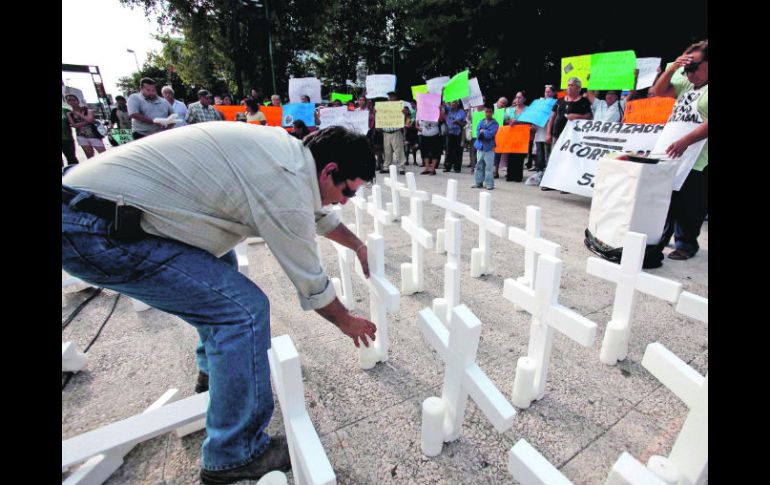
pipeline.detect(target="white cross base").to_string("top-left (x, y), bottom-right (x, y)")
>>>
top-left (268, 335), bottom-right (336, 485)
top-left (398, 173), bottom-right (432, 294)
top-left (641, 343), bottom-right (708, 485)
top-left (418, 305), bottom-right (516, 454)
top-left (675, 292), bottom-right (708, 324)
top-left (507, 206), bottom-right (561, 311)
top-left (432, 216), bottom-right (462, 325)
top-left (235, 242), bottom-right (250, 276)
top-left (504, 254), bottom-right (597, 407)
top-left (353, 233), bottom-right (400, 369)
top-left (463, 192), bottom-right (507, 277)
top-left (432, 179), bottom-right (469, 254)
top-left (383, 165), bottom-right (405, 221)
top-left (62, 341), bottom-right (87, 373)
top-left (586, 232), bottom-right (682, 365)
top-left (507, 440), bottom-right (670, 485)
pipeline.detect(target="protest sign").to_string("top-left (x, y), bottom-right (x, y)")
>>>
top-left (494, 125), bottom-right (530, 153)
top-left (623, 97), bottom-right (675, 124)
top-left (561, 55), bottom-right (591, 89)
top-left (557, 90), bottom-right (566, 99)
top-left (517, 98), bottom-right (557, 127)
top-left (331, 92), bottom-right (353, 103)
top-left (494, 107), bottom-right (505, 127)
top-left (636, 57), bottom-right (662, 89)
top-left (288, 77), bottom-right (322, 103)
top-left (461, 77), bottom-right (484, 108)
top-left (587, 50), bottom-right (637, 90)
top-left (109, 129), bottom-right (133, 145)
top-left (319, 106), bottom-right (369, 134)
top-left (416, 93), bottom-right (441, 122)
top-left (375, 101), bottom-right (404, 128)
top-left (411, 84), bottom-right (429, 100)
top-left (472, 109), bottom-right (505, 137)
top-left (259, 106), bottom-right (283, 126)
top-left (214, 105), bottom-right (245, 121)
top-left (540, 120), bottom-right (665, 197)
top-left (442, 70), bottom-right (470, 102)
top-left (366, 74), bottom-right (397, 99)
top-left (427, 76), bottom-right (450, 94)
top-left (281, 103), bottom-right (316, 127)
top-left (651, 121), bottom-right (707, 191)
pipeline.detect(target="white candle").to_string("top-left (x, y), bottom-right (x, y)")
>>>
top-left (646, 455), bottom-right (681, 485)
top-left (421, 397), bottom-right (446, 457)
top-left (600, 319), bottom-right (627, 365)
top-left (358, 343), bottom-right (379, 370)
top-left (401, 262), bottom-right (415, 295)
top-left (511, 357), bottom-right (536, 409)
top-left (435, 228), bottom-right (446, 254)
top-left (470, 248), bottom-right (484, 278)
top-left (256, 470), bottom-right (289, 485)
top-left (432, 298), bottom-right (448, 325)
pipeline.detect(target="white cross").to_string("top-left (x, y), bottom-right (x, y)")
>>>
top-left (507, 440), bottom-right (670, 485)
top-left (383, 165), bottom-right (405, 221)
top-left (62, 341), bottom-right (87, 373)
top-left (398, 173), bottom-right (433, 294)
top-left (267, 335), bottom-right (336, 485)
top-left (641, 342), bottom-right (708, 485)
top-left (366, 184), bottom-right (393, 236)
top-left (62, 391), bottom-right (209, 472)
top-left (234, 241), bottom-right (250, 276)
top-left (432, 216), bottom-right (461, 325)
top-left (507, 206), bottom-right (561, 299)
top-left (353, 232), bottom-right (400, 369)
top-left (503, 254), bottom-right (598, 407)
top-left (418, 304), bottom-right (516, 452)
top-left (349, 185), bottom-right (368, 240)
top-left (586, 232), bottom-right (683, 365)
top-left (675, 292), bottom-right (708, 324)
top-left (461, 192), bottom-right (507, 277)
top-left (322, 206), bottom-right (356, 310)
top-left (431, 179), bottom-right (470, 254)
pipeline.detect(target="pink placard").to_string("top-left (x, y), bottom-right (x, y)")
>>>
top-left (416, 93), bottom-right (441, 122)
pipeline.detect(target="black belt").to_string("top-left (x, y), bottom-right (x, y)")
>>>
top-left (62, 186), bottom-right (145, 240)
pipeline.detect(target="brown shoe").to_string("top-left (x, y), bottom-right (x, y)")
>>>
top-left (200, 435), bottom-right (291, 484)
top-left (668, 249), bottom-right (694, 260)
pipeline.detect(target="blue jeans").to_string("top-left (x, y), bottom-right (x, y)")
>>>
top-left (475, 150), bottom-right (495, 188)
top-left (61, 191), bottom-right (273, 471)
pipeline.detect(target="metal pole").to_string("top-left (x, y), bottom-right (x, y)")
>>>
top-left (264, 0), bottom-right (277, 95)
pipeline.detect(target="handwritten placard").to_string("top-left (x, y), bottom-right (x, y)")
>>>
top-left (416, 93), bottom-right (441, 122)
top-left (214, 105), bottom-right (245, 121)
top-left (374, 101), bottom-right (404, 128)
top-left (623, 97), bottom-right (676, 124)
top-left (494, 125), bottom-right (530, 153)
top-left (561, 55), bottom-right (591, 89)
top-left (288, 77), bottom-right (322, 104)
top-left (427, 76), bottom-right (450, 94)
top-left (411, 84), bottom-right (428, 100)
top-left (587, 50), bottom-right (637, 90)
top-left (319, 106), bottom-right (369, 134)
top-left (517, 98), bottom-right (557, 127)
top-left (366, 74), bottom-right (397, 99)
top-left (636, 57), bottom-right (662, 90)
top-left (281, 103), bottom-right (316, 127)
top-left (259, 106), bottom-right (283, 126)
top-left (461, 77), bottom-right (484, 108)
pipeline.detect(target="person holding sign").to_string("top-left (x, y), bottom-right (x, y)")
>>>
top-left (651, 40), bottom-right (709, 261)
top-left (443, 100), bottom-right (467, 173)
top-left (503, 91), bottom-right (532, 182)
top-left (533, 85), bottom-right (558, 173)
top-left (382, 92), bottom-right (406, 174)
top-left (471, 105), bottom-right (500, 190)
top-left (62, 125), bottom-right (378, 483)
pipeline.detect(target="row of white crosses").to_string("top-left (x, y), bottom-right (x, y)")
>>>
top-left (506, 339), bottom-right (707, 485)
top-left (62, 334), bottom-right (333, 485)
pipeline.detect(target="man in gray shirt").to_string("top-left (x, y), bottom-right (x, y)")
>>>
top-left (127, 77), bottom-right (174, 139)
top-left (62, 124), bottom-right (377, 483)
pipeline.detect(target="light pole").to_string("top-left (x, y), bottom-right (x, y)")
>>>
top-left (126, 49), bottom-right (140, 72)
top-left (250, 0), bottom-right (277, 95)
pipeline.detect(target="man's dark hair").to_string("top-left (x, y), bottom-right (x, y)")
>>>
top-left (139, 77), bottom-right (156, 88)
top-left (245, 98), bottom-right (259, 111)
top-left (303, 126), bottom-right (376, 183)
top-left (685, 40), bottom-right (708, 61)
top-left (483, 103), bottom-right (495, 111)
top-left (387, 91), bottom-right (397, 98)
top-left (115, 95), bottom-right (126, 102)
top-left (198, 89), bottom-right (211, 98)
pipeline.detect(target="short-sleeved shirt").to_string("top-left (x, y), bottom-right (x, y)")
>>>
top-left (591, 98), bottom-right (626, 123)
top-left (169, 99), bottom-right (188, 128)
top-left (110, 106), bottom-right (132, 129)
top-left (246, 111), bottom-right (267, 124)
top-left (670, 79), bottom-right (708, 171)
top-left (186, 101), bottom-right (223, 125)
top-left (62, 122), bottom-right (341, 310)
top-left (127, 93), bottom-right (174, 135)
top-left (446, 108), bottom-right (466, 135)
top-left (419, 120), bottom-right (440, 137)
top-left (551, 96), bottom-right (592, 139)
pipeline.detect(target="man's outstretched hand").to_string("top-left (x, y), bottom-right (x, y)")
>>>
top-left (338, 314), bottom-right (377, 348)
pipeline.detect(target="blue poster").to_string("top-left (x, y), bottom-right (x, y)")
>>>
top-left (517, 98), bottom-right (557, 127)
top-left (281, 103), bottom-right (316, 127)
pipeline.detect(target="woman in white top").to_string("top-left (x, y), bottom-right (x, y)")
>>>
top-left (533, 85), bottom-right (557, 172)
top-left (589, 90), bottom-right (626, 122)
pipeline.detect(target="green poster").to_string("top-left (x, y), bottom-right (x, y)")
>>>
top-left (331, 92), bottom-right (353, 103)
top-left (587, 50), bottom-right (637, 90)
top-left (471, 110), bottom-right (504, 137)
top-left (442, 70), bottom-right (470, 102)
top-left (560, 55), bottom-right (592, 89)
top-left (411, 84), bottom-right (428, 100)
top-left (109, 129), bottom-right (134, 145)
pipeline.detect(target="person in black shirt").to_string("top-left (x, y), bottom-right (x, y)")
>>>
top-left (545, 77), bottom-right (593, 144)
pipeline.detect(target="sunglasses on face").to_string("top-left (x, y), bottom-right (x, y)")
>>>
top-left (341, 180), bottom-right (357, 198)
top-left (683, 60), bottom-right (703, 73)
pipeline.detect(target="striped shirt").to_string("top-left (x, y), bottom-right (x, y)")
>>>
top-left (186, 101), bottom-right (223, 124)
top-left (62, 122), bottom-right (340, 310)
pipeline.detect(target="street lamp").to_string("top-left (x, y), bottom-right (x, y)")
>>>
top-left (247, 0), bottom-right (277, 95)
top-left (381, 46), bottom-right (409, 74)
top-left (126, 49), bottom-right (140, 72)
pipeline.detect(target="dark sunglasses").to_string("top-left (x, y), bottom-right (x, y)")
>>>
top-left (341, 180), bottom-right (357, 198)
top-left (683, 60), bottom-right (703, 74)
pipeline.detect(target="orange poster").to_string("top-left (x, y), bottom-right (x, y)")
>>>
top-left (259, 106), bottom-right (283, 126)
top-left (213, 105), bottom-right (245, 121)
top-left (494, 125), bottom-right (530, 154)
top-left (622, 97), bottom-right (675, 124)
top-left (556, 90), bottom-right (566, 99)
